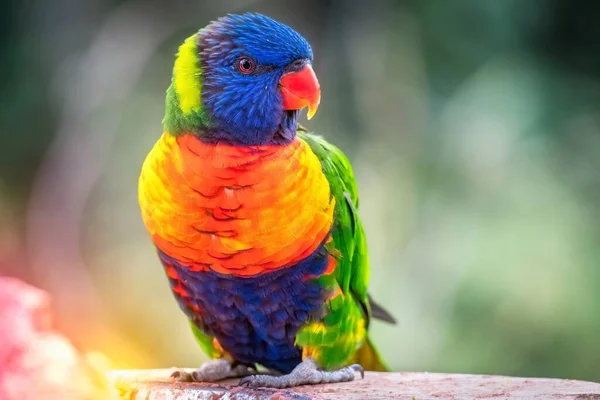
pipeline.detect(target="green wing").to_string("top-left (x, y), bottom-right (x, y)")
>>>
top-left (298, 128), bottom-right (395, 370)
top-left (298, 129), bottom-right (370, 321)
top-left (295, 128), bottom-right (396, 370)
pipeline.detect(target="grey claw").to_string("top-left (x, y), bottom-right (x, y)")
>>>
top-left (349, 364), bottom-right (365, 379)
top-left (170, 369), bottom-right (191, 382)
top-left (191, 371), bottom-right (203, 382)
top-left (171, 358), bottom-right (254, 383)
top-left (238, 376), bottom-right (252, 386)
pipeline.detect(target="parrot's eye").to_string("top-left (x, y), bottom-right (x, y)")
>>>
top-left (237, 57), bottom-right (255, 74)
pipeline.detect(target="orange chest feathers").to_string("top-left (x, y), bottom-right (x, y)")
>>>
top-left (138, 133), bottom-right (335, 277)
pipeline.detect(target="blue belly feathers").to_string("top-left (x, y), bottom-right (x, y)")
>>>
top-left (158, 246), bottom-right (331, 373)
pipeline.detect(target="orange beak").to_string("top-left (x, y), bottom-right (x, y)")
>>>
top-left (279, 64), bottom-right (321, 120)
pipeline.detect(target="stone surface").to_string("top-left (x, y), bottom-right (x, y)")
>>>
top-left (2, 276), bottom-right (598, 399)
top-left (109, 368), bottom-right (600, 400)
top-left (0, 276), bottom-right (110, 400)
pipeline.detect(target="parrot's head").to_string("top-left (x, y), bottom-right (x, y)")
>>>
top-left (164, 13), bottom-right (320, 145)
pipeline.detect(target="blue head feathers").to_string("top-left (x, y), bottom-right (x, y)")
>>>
top-left (166, 13), bottom-right (315, 145)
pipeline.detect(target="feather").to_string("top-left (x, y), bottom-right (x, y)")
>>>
top-left (368, 293), bottom-right (397, 325)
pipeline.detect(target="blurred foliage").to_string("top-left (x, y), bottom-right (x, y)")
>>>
top-left (1, 0), bottom-right (600, 382)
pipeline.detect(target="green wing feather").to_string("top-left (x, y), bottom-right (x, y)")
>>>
top-left (298, 129), bottom-right (369, 310)
top-left (297, 128), bottom-right (393, 371)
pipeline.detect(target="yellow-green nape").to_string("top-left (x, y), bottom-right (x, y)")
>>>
top-left (163, 33), bottom-right (210, 135)
top-left (173, 34), bottom-right (202, 115)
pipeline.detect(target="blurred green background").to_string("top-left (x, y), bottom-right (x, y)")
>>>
top-left (1, 0), bottom-right (600, 382)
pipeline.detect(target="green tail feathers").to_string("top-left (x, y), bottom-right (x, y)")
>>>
top-left (351, 336), bottom-right (390, 372)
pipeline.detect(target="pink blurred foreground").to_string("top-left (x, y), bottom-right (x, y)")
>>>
top-left (0, 277), bottom-right (109, 399)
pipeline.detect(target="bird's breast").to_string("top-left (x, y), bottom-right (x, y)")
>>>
top-left (138, 133), bottom-right (335, 277)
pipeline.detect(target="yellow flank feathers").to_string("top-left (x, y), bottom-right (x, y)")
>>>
top-left (173, 34), bottom-right (202, 114)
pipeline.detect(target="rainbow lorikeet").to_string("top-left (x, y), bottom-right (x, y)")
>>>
top-left (138, 13), bottom-right (395, 388)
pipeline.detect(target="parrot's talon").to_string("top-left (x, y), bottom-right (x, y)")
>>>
top-left (191, 371), bottom-right (203, 381)
top-left (170, 369), bottom-right (192, 382)
top-left (238, 377), bottom-right (251, 387)
top-left (349, 363), bottom-right (364, 379)
top-left (171, 358), bottom-right (253, 383)
top-left (237, 358), bottom-right (363, 388)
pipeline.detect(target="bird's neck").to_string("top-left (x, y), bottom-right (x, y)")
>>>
top-left (162, 84), bottom-right (211, 136)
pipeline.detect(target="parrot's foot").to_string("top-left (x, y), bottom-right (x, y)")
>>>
top-left (171, 358), bottom-right (255, 382)
top-left (238, 358), bottom-right (364, 388)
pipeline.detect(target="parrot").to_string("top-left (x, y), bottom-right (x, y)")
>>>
top-left (138, 13), bottom-right (396, 388)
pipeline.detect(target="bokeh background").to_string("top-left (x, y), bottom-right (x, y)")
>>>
top-left (1, 0), bottom-right (600, 382)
